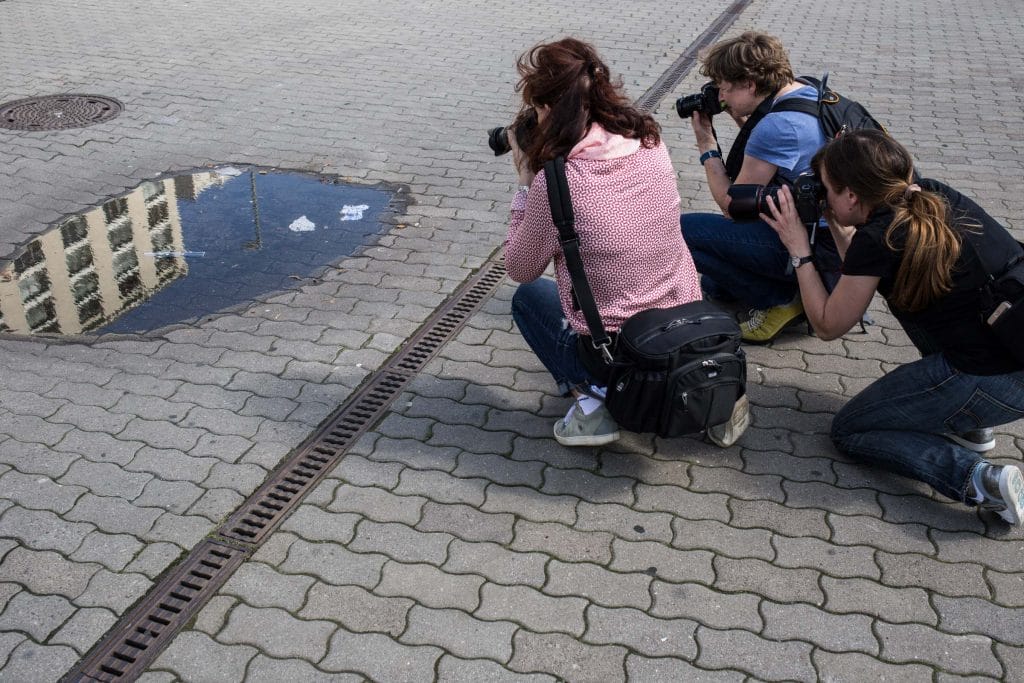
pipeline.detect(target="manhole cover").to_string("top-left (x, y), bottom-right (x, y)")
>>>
top-left (0, 94), bottom-right (124, 131)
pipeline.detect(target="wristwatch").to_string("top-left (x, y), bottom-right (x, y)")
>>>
top-left (790, 254), bottom-right (813, 269)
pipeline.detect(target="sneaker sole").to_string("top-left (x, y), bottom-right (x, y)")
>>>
top-left (706, 394), bottom-right (750, 448)
top-left (553, 427), bottom-right (621, 447)
top-left (946, 433), bottom-right (996, 452)
top-left (997, 467), bottom-right (1024, 525)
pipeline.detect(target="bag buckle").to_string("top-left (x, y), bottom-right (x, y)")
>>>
top-left (595, 341), bottom-right (615, 364)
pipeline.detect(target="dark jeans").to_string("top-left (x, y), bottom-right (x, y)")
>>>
top-left (681, 212), bottom-right (796, 308)
top-left (511, 278), bottom-right (601, 396)
top-left (831, 353), bottom-right (1024, 503)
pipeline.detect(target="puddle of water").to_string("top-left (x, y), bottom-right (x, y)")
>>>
top-left (0, 167), bottom-right (399, 335)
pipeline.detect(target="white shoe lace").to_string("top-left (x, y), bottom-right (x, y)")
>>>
top-left (743, 308), bottom-right (767, 331)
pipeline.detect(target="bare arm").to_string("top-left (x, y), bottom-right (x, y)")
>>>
top-left (761, 186), bottom-right (879, 340)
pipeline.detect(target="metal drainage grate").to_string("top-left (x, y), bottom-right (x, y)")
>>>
top-left (66, 540), bottom-right (248, 681)
top-left (633, 0), bottom-right (753, 112)
top-left (0, 94), bottom-right (124, 131)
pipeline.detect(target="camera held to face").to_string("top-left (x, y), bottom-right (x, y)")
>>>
top-left (727, 172), bottom-right (825, 227)
top-left (676, 81), bottom-right (724, 119)
top-left (487, 108), bottom-right (539, 156)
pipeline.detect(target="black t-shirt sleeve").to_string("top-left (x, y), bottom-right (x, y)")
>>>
top-left (841, 227), bottom-right (900, 279)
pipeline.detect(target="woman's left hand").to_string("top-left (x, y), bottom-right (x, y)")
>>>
top-left (760, 185), bottom-right (812, 256)
top-left (508, 128), bottom-right (534, 187)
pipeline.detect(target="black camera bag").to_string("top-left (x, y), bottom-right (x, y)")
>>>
top-left (544, 157), bottom-right (746, 438)
top-left (975, 240), bottom-right (1024, 365)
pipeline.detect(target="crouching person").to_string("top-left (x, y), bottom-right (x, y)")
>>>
top-left (502, 37), bottom-right (702, 446)
top-left (761, 129), bottom-right (1024, 523)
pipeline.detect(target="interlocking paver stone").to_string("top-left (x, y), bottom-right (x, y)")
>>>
top-left (375, 560), bottom-right (484, 611)
top-left (0, 590), bottom-right (76, 641)
top-left (584, 604), bottom-right (698, 658)
top-left (508, 630), bottom-right (628, 683)
top-left (437, 655), bottom-right (558, 683)
top-left (50, 606), bottom-right (118, 655)
top-left (1, 640), bottom-right (79, 682)
top-left (609, 539), bottom-right (714, 585)
top-left (988, 570), bottom-right (1024, 608)
top-left (728, 498), bottom-right (831, 539)
top-left (481, 485), bottom-right (578, 525)
top-left (327, 483), bottom-right (426, 525)
top-left (349, 520), bottom-right (453, 565)
top-left (772, 535), bottom-right (881, 579)
top-left (932, 595), bottom-right (1024, 646)
top-left (222, 562), bottom-right (315, 612)
top-left (125, 542), bottom-right (183, 579)
top-left (280, 538), bottom-right (386, 588)
top-left (763, 600), bottom-right (878, 654)
top-left (933, 531), bottom-right (1024, 573)
top-left (402, 604), bottom-right (517, 662)
top-left (125, 447), bottom-right (218, 484)
top-left (828, 512), bottom-right (936, 555)
top-left (299, 582), bottom-right (412, 637)
top-left (811, 650), bottom-right (933, 683)
top-left (541, 467), bottom-right (635, 505)
top-left (279, 506), bottom-right (359, 544)
top-left (70, 531), bottom-right (144, 572)
top-left (476, 583), bottom-right (587, 636)
top-left (0, 506), bottom-right (95, 554)
top-left (875, 551), bottom-right (990, 598)
top-left (320, 630), bottom-right (442, 682)
top-left (713, 556), bottom-right (823, 604)
top-left (218, 603), bottom-right (334, 660)
top-left (650, 581), bottom-right (763, 632)
top-left (822, 576), bottom-right (937, 625)
top-left (394, 468), bottom-right (488, 506)
top-left (635, 483), bottom-right (730, 523)
top-left (876, 621), bottom-right (1001, 676)
top-left (626, 654), bottom-right (745, 682)
top-left (444, 539), bottom-right (548, 588)
top-left (416, 501), bottom-right (514, 543)
top-left (153, 631), bottom-right (259, 681)
top-left (0, 470), bottom-right (86, 514)
top-left (671, 518), bottom-right (774, 560)
top-left (544, 559), bottom-right (652, 610)
top-left (245, 654), bottom-right (364, 682)
top-left (695, 626), bottom-right (816, 682)
top-left (574, 501), bottom-right (673, 543)
top-left (512, 520), bottom-right (613, 564)
top-left (74, 569), bottom-right (151, 613)
top-left (0, 441), bottom-right (78, 478)
top-left (59, 460), bottom-right (152, 501)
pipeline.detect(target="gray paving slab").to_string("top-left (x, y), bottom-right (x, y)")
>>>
top-left (1, 0), bottom-right (1023, 680)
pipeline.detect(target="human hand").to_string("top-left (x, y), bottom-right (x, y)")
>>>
top-left (691, 112), bottom-right (717, 152)
top-left (760, 185), bottom-right (812, 256)
top-left (508, 129), bottom-right (534, 186)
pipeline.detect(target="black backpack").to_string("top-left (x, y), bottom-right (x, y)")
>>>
top-left (771, 73), bottom-right (886, 140)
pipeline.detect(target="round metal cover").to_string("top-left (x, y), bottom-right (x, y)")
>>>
top-left (0, 94), bottom-right (124, 131)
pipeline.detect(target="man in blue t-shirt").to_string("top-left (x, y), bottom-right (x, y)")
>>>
top-left (681, 31), bottom-right (826, 343)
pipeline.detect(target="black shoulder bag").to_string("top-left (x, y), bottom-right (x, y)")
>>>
top-left (971, 237), bottom-right (1024, 366)
top-left (543, 156), bottom-right (747, 438)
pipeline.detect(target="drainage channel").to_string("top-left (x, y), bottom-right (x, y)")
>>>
top-left (62, 5), bottom-right (752, 679)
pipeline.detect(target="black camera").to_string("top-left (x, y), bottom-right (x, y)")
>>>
top-left (727, 172), bottom-right (825, 226)
top-left (487, 108), bottom-right (538, 156)
top-left (676, 81), bottom-right (724, 119)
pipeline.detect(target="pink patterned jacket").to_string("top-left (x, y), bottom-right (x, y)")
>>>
top-left (505, 124), bottom-right (701, 334)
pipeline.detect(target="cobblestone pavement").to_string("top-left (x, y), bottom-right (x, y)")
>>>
top-left (1, 0), bottom-right (1023, 681)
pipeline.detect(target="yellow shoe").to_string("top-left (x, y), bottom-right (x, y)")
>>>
top-left (740, 298), bottom-right (805, 343)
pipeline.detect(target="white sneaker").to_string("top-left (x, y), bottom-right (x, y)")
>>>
top-left (946, 428), bottom-right (996, 452)
top-left (706, 394), bottom-right (750, 448)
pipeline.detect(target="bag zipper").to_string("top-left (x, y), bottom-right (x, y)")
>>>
top-left (633, 313), bottom-right (734, 346)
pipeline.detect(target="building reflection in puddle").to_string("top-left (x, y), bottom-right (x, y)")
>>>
top-left (0, 167), bottom-right (397, 335)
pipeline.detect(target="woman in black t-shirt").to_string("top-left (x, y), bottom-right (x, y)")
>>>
top-left (760, 130), bottom-right (1024, 524)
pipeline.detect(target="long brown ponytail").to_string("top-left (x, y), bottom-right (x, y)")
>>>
top-left (812, 130), bottom-right (960, 312)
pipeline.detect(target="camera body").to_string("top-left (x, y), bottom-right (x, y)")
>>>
top-left (727, 172), bottom-right (825, 226)
top-left (487, 108), bottom-right (539, 156)
top-left (676, 82), bottom-right (724, 119)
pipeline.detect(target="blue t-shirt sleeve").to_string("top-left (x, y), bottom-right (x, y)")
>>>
top-left (745, 115), bottom-right (801, 172)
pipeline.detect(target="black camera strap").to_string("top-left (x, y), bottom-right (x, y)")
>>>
top-left (542, 156), bottom-right (614, 363)
top-left (724, 90), bottom-right (780, 182)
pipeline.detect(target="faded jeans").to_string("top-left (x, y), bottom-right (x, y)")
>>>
top-left (831, 353), bottom-right (1024, 503)
top-left (511, 278), bottom-right (601, 397)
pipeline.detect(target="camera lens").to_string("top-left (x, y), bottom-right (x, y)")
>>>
top-left (487, 126), bottom-right (511, 156)
top-left (676, 93), bottom-right (704, 119)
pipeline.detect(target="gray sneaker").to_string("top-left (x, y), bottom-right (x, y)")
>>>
top-left (706, 394), bottom-right (750, 448)
top-left (972, 464), bottom-right (1024, 525)
top-left (554, 400), bottom-right (620, 447)
top-left (947, 428), bottom-right (996, 452)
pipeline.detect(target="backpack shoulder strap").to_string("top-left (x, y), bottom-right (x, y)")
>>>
top-left (769, 97), bottom-right (819, 117)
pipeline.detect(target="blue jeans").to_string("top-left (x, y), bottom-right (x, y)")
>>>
top-left (511, 279), bottom-right (600, 397)
top-left (681, 212), bottom-right (796, 308)
top-left (831, 353), bottom-right (1024, 503)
